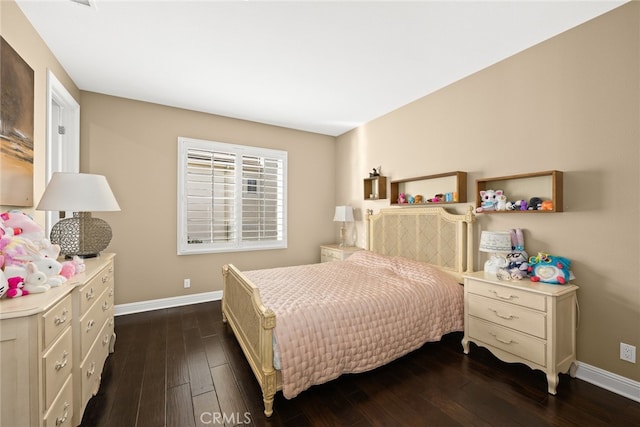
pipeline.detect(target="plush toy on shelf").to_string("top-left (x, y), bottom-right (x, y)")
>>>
top-left (476, 189), bottom-right (503, 212)
top-left (495, 193), bottom-right (508, 211)
top-left (398, 193), bottom-right (406, 204)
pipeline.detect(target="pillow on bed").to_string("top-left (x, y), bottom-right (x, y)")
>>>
top-left (389, 255), bottom-right (459, 287)
top-left (344, 250), bottom-right (394, 269)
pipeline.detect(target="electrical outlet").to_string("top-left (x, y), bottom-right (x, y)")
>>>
top-left (620, 343), bottom-right (636, 363)
top-left (183, 278), bottom-right (191, 289)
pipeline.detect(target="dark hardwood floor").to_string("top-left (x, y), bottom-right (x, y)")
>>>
top-left (80, 301), bottom-right (639, 427)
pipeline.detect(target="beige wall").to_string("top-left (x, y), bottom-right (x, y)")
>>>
top-left (336, 3), bottom-right (639, 381)
top-left (0, 0), bottom-right (80, 217)
top-left (80, 92), bottom-right (336, 305)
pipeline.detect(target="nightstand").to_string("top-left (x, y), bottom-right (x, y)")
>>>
top-left (320, 244), bottom-right (362, 263)
top-left (462, 271), bottom-right (579, 394)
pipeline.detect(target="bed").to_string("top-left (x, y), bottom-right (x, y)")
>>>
top-left (221, 206), bottom-right (475, 417)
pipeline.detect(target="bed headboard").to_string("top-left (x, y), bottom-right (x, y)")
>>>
top-left (367, 206), bottom-right (475, 280)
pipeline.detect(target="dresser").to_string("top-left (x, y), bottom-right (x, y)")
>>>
top-left (462, 271), bottom-right (578, 394)
top-left (0, 253), bottom-right (116, 427)
top-left (320, 244), bottom-right (362, 263)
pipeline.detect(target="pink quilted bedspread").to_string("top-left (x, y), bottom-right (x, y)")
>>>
top-left (243, 251), bottom-right (464, 399)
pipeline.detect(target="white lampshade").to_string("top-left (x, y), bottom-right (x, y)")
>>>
top-left (478, 231), bottom-right (512, 253)
top-left (333, 206), bottom-right (354, 223)
top-left (36, 172), bottom-right (121, 212)
top-left (37, 172), bottom-right (120, 258)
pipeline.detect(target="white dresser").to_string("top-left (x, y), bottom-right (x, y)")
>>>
top-left (0, 253), bottom-right (116, 427)
top-left (320, 244), bottom-right (362, 263)
top-left (462, 271), bottom-right (578, 394)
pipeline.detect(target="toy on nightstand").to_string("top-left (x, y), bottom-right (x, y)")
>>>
top-left (528, 252), bottom-right (572, 284)
top-left (497, 229), bottom-right (529, 281)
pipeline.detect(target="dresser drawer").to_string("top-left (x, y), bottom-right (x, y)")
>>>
top-left (43, 326), bottom-right (73, 410)
top-left (78, 261), bottom-right (114, 316)
top-left (43, 374), bottom-right (73, 427)
top-left (468, 318), bottom-right (547, 367)
top-left (468, 294), bottom-right (547, 339)
top-left (80, 286), bottom-right (114, 358)
top-left (42, 294), bottom-right (72, 349)
top-left (467, 279), bottom-right (547, 312)
top-left (80, 319), bottom-right (112, 410)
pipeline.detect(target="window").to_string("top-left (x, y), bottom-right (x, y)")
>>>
top-left (177, 137), bottom-right (287, 255)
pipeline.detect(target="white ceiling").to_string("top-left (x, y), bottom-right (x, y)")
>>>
top-left (17, 0), bottom-right (627, 136)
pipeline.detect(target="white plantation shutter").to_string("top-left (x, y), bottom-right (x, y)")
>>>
top-left (178, 137), bottom-right (287, 254)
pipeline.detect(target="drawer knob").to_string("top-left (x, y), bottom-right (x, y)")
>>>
top-left (87, 361), bottom-right (96, 378)
top-left (86, 288), bottom-right (95, 301)
top-left (54, 313), bottom-right (67, 326)
top-left (102, 334), bottom-right (110, 346)
top-left (102, 275), bottom-right (109, 284)
top-left (55, 402), bottom-right (70, 426)
top-left (489, 332), bottom-right (517, 345)
top-left (55, 351), bottom-right (69, 371)
top-left (489, 290), bottom-right (518, 301)
top-left (488, 308), bottom-right (518, 320)
top-left (86, 319), bottom-right (95, 332)
top-left (102, 301), bottom-right (110, 311)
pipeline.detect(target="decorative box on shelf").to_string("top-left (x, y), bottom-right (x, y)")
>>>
top-left (363, 175), bottom-right (387, 200)
top-left (390, 171), bottom-right (467, 206)
top-left (475, 170), bottom-right (563, 213)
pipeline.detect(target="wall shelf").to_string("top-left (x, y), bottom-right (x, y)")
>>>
top-left (475, 170), bottom-right (563, 213)
top-left (364, 175), bottom-right (387, 200)
top-left (390, 171), bottom-right (467, 206)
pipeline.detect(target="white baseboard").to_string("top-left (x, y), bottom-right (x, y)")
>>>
top-left (114, 293), bottom-right (639, 404)
top-left (575, 361), bottom-right (640, 403)
top-left (114, 290), bottom-right (222, 316)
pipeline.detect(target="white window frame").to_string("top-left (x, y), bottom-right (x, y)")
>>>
top-left (177, 137), bottom-right (287, 255)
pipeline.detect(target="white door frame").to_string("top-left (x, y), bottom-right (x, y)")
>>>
top-left (45, 70), bottom-right (80, 235)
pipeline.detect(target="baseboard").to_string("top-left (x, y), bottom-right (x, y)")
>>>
top-left (114, 290), bottom-right (223, 316)
top-left (575, 361), bottom-right (640, 403)
top-left (114, 293), bottom-right (639, 403)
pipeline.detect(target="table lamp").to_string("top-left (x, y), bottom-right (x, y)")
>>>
top-left (479, 230), bottom-right (513, 274)
top-left (333, 205), bottom-right (354, 247)
top-left (36, 172), bottom-right (121, 258)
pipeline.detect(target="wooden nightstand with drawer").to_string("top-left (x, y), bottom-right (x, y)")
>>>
top-left (320, 244), bottom-right (362, 263)
top-left (462, 271), bottom-right (579, 394)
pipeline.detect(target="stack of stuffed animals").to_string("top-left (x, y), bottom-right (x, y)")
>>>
top-left (0, 210), bottom-right (84, 298)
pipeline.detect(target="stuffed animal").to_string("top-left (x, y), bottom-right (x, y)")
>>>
top-left (495, 193), bottom-right (508, 211)
top-left (540, 200), bottom-right (554, 211)
top-left (428, 194), bottom-right (444, 203)
top-left (60, 256), bottom-right (85, 279)
top-left (398, 193), bottom-right (406, 204)
top-left (528, 252), bottom-right (571, 284)
top-left (414, 195), bottom-right (423, 204)
top-left (21, 262), bottom-right (50, 294)
top-left (6, 276), bottom-right (29, 298)
top-left (1, 211), bottom-right (60, 259)
top-left (408, 195), bottom-right (415, 204)
top-left (477, 189), bottom-right (503, 212)
top-left (496, 229), bottom-right (529, 280)
top-left (528, 197), bottom-right (543, 211)
top-left (5, 255), bottom-right (66, 288)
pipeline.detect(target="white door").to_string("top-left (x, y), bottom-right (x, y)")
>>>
top-left (45, 70), bottom-right (80, 236)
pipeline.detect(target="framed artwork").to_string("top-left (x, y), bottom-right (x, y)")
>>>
top-left (1, 36), bottom-right (35, 206)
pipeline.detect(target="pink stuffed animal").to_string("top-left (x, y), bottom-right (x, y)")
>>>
top-left (6, 276), bottom-right (29, 298)
top-left (398, 193), bottom-right (406, 204)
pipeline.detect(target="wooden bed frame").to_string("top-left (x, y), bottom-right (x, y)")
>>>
top-left (221, 206), bottom-right (475, 417)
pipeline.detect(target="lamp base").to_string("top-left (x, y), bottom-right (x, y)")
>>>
top-left (484, 253), bottom-right (508, 274)
top-left (50, 212), bottom-right (113, 258)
